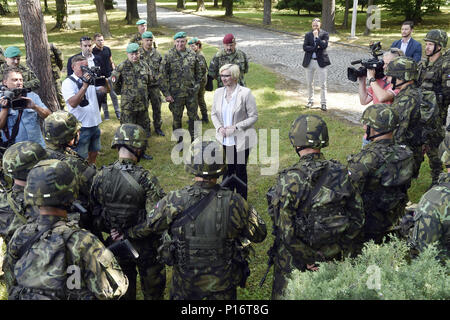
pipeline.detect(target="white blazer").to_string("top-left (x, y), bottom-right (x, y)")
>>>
top-left (211, 85), bottom-right (258, 151)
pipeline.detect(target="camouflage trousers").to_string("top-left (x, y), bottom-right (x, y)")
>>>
top-left (168, 95), bottom-right (198, 139)
top-left (197, 79), bottom-right (208, 119)
top-left (120, 109), bottom-right (151, 138)
top-left (54, 79), bottom-right (66, 110)
top-left (426, 145), bottom-right (444, 186)
top-left (148, 86), bottom-right (162, 131)
top-left (117, 238), bottom-right (166, 300)
top-left (411, 146), bottom-right (425, 179)
top-left (169, 271), bottom-right (237, 300)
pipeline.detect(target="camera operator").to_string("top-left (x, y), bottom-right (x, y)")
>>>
top-left (358, 48), bottom-right (404, 106)
top-left (0, 67), bottom-right (51, 148)
top-left (62, 55), bottom-right (104, 165)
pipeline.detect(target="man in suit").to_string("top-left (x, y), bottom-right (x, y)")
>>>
top-left (391, 21), bottom-right (422, 63)
top-left (302, 18), bottom-right (331, 111)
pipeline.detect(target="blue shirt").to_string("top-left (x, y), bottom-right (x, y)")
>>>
top-left (1, 92), bottom-right (48, 147)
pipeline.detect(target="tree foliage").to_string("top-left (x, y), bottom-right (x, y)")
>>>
top-left (378, 0), bottom-right (447, 23)
top-left (275, 0), bottom-right (321, 16)
top-left (284, 237), bottom-right (450, 300)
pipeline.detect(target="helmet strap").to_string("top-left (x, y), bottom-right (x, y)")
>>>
top-left (391, 77), bottom-right (407, 90)
top-left (426, 43), bottom-right (441, 57)
top-left (366, 126), bottom-right (392, 141)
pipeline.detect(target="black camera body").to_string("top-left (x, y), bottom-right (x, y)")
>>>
top-left (0, 85), bottom-right (31, 110)
top-left (80, 65), bottom-right (106, 87)
top-left (347, 42), bottom-right (384, 82)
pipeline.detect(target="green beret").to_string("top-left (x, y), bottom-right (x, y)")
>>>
top-left (142, 31), bottom-right (153, 39)
top-left (188, 37), bottom-right (199, 45)
top-left (174, 32), bottom-right (187, 40)
top-left (4, 46), bottom-right (22, 58)
top-left (126, 43), bottom-right (140, 53)
top-left (136, 19), bottom-right (147, 25)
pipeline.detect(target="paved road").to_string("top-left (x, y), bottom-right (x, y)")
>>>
top-left (116, 1), bottom-right (375, 123)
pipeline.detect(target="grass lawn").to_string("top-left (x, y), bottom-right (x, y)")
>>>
top-left (0, 0), bottom-right (437, 300)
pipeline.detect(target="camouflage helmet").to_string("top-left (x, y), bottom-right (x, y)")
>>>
top-left (289, 114), bottom-right (329, 149)
top-left (44, 111), bottom-right (82, 145)
top-left (185, 138), bottom-right (226, 178)
top-left (424, 29), bottom-right (448, 48)
top-left (385, 56), bottom-right (418, 81)
top-left (24, 159), bottom-right (79, 207)
top-left (361, 103), bottom-right (399, 132)
top-left (2, 141), bottom-right (47, 180)
top-left (111, 123), bottom-right (148, 150)
top-left (439, 132), bottom-right (450, 166)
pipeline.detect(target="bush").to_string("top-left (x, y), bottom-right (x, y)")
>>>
top-left (275, 0), bottom-right (322, 16)
top-left (284, 237), bottom-right (450, 300)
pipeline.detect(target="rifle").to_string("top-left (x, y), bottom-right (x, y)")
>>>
top-left (107, 239), bottom-right (140, 260)
top-left (259, 227), bottom-right (278, 288)
top-left (221, 173), bottom-right (247, 190)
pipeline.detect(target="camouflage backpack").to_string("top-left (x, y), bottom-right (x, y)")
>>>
top-left (417, 88), bottom-right (442, 147)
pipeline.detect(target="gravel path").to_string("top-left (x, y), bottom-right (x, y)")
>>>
top-left (116, 1), bottom-right (379, 124)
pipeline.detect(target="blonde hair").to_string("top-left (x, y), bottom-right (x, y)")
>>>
top-left (219, 64), bottom-right (240, 82)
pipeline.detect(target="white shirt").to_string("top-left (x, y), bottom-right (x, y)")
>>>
top-left (221, 85), bottom-right (239, 146)
top-left (400, 38), bottom-right (410, 54)
top-left (61, 74), bottom-right (102, 128)
top-left (83, 53), bottom-right (96, 68)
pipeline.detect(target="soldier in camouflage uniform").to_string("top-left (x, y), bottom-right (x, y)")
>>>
top-left (43, 111), bottom-right (98, 231)
top-left (91, 124), bottom-right (166, 300)
top-left (4, 159), bottom-right (129, 300)
top-left (385, 56), bottom-right (438, 179)
top-left (139, 31), bottom-right (165, 137)
top-left (48, 43), bottom-right (65, 109)
top-left (189, 37), bottom-right (209, 123)
top-left (408, 132), bottom-right (450, 261)
top-left (0, 46), bottom-right (5, 68)
top-left (0, 46), bottom-right (40, 92)
top-left (417, 30), bottom-right (450, 186)
top-left (347, 104), bottom-right (414, 243)
top-left (0, 142), bottom-right (47, 244)
top-left (120, 138), bottom-right (267, 300)
top-left (129, 19), bottom-right (148, 47)
top-left (266, 114), bottom-right (364, 300)
top-left (208, 34), bottom-right (249, 88)
top-left (112, 43), bottom-right (155, 160)
top-left (160, 32), bottom-right (202, 141)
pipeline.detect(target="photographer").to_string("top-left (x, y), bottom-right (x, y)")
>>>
top-left (358, 48), bottom-right (403, 106)
top-left (62, 55), bottom-right (103, 165)
top-left (0, 67), bottom-right (50, 148)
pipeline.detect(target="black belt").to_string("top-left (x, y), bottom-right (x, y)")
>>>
top-left (312, 58), bottom-right (317, 60)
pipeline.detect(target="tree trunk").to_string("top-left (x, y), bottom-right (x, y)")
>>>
top-left (197, 0), bottom-right (206, 11)
top-left (177, 0), bottom-right (185, 9)
top-left (147, 0), bottom-right (158, 27)
top-left (16, 0), bottom-right (59, 111)
top-left (224, 0), bottom-right (233, 16)
top-left (94, 0), bottom-right (112, 38)
top-left (363, 0), bottom-right (374, 36)
top-left (413, 0), bottom-right (423, 23)
top-left (321, 0), bottom-right (336, 34)
top-left (104, 0), bottom-right (115, 10)
top-left (54, 0), bottom-right (68, 30)
top-left (125, 0), bottom-right (139, 24)
top-left (213, 0), bottom-right (219, 8)
top-left (342, 0), bottom-right (350, 27)
top-left (263, 0), bottom-right (271, 25)
top-left (43, 0), bottom-right (50, 13)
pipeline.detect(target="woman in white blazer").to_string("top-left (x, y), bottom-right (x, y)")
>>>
top-left (211, 64), bottom-right (258, 200)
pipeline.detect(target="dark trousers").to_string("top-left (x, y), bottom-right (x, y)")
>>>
top-left (223, 145), bottom-right (250, 200)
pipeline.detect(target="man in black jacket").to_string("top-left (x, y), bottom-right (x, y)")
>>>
top-left (302, 18), bottom-right (331, 111)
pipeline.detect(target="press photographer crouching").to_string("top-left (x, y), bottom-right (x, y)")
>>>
top-left (62, 55), bottom-right (104, 165)
top-left (0, 67), bottom-right (51, 149)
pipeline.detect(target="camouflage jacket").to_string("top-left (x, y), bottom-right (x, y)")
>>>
top-left (125, 181), bottom-right (266, 292)
top-left (391, 84), bottom-right (422, 149)
top-left (48, 43), bottom-right (63, 80)
top-left (112, 59), bottom-right (155, 111)
top-left (0, 63), bottom-right (40, 92)
top-left (267, 153), bottom-right (364, 272)
top-left (138, 47), bottom-right (162, 85)
top-left (91, 158), bottom-right (165, 233)
top-left (408, 172), bottom-right (450, 260)
top-left (0, 46), bottom-right (5, 68)
top-left (347, 139), bottom-right (414, 237)
top-left (208, 49), bottom-right (249, 87)
top-left (159, 47), bottom-right (202, 98)
top-left (129, 33), bottom-right (143, 47)
top-left (197, 51), bottom-right (208, 82)
top-left (5, 215), bottom-right (128, 300)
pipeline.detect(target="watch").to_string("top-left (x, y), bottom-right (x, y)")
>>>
top-left (369, 77), bottom-right (377, 84)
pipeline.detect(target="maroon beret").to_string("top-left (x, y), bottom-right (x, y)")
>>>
top-left (223, 33), bottom-right (235, 44)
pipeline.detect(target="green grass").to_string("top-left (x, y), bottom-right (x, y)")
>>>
top-left (0, 0), bottom-right (437, 300)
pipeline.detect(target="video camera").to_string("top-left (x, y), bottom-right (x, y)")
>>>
top-left (80, 65), bottom-right (106, 87)
top-left (0, 85), bottom-right (31, 110)
top-left (347, 41), bottom-right (384, 82)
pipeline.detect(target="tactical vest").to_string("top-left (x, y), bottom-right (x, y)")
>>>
top-left (289, 161), bottom-right (353, 249)
top-left (161, 186), bottom-right (235, 278)
top-left (11, 221), bottom-right (93, 300)
top-left (100, 162), bottom-right (146, 230)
